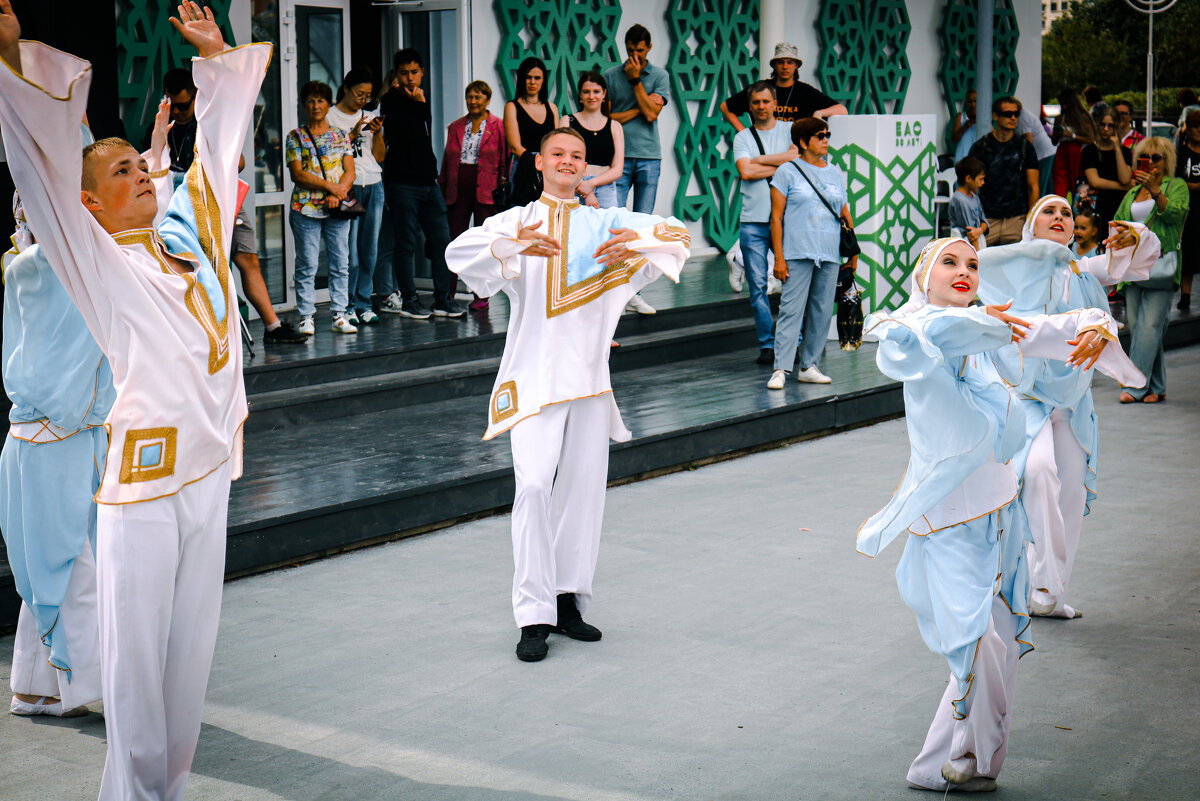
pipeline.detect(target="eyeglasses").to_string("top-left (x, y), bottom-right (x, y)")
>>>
top-left (996, 110), bottom-right (1019, 118)
top-left (351, 90), bottom-right (372, 101)
top-left (813, 131), bottom-right (831, 141)
top-left (1146, 153), bottom-right (1165, 163)
top-left (1097, 122), bottom-right (1116, 129)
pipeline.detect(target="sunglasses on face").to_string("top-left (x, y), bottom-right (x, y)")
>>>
top-left (812, 131), bottom-right (831, 141)
top-left (1098, 122), bottom-right (1116, 129)
top-left (996, 110), bottom-right (1019, 118)
top-left (1145, 153), bottom-right (1165, 163)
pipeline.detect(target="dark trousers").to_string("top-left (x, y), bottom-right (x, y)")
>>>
top-left (385, 183), bottom-right (456, 303)
top-left (447, 164), bottom-right (496, 238)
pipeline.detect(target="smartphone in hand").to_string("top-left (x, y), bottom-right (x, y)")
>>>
top-left (1137, 156), bottom-right (1153, 174)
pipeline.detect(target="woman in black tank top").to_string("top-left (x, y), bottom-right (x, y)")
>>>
top-left (560, 71), bottom-right (625, 208)
top-left (503, 57), bottom-right (558, 205)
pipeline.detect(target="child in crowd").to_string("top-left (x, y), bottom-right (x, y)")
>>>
top-left (859, 236), bottom-right (1143, 793)
top-left (1071, 208), bottom-right (1103, 258)
top-left (949, 156), bottom-right (989, 249)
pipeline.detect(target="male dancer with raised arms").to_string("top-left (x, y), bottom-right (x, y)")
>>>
top-left (447, 127), bottom-right (690, 661)
top-left (0, 2), bottom-right (269, 797)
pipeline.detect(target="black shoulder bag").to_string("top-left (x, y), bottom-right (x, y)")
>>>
top-left (302, 127), bottom-right (364, 218)
top-left (790, 160), bottom-right (860, 259)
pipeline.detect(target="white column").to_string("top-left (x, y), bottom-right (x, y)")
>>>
top-left (760, 0), bottom-right (786, 75)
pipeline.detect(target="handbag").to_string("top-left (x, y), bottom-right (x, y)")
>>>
top-left (492, 175), bottom-right (512, 210)
top-left (835, 265), bottom-right (863, 351)
top-left (790, 161), bottom-right (860, 259)
top-left (1142, 250), bottom-right (1178, 289)
top-left (301, 126), bottom-right (365, 218)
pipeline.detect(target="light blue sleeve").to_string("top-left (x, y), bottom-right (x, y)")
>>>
top-left (769, 162), bottom-right (795, 196)
top-left (866, 307), bottom-right (1011, 382)
top-left (732, 129), bottom-right (754, 162)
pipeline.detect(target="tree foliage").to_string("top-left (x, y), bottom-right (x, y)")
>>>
top-left (1042, 0), bottom-right (1200, 102)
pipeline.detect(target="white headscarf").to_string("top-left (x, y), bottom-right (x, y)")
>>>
top-left (1021, 194), bottom-right (1072, 242)
top-left (894, 236), bottom-right (976, 315)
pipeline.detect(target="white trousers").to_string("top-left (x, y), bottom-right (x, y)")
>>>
top-left (96, 462), bottom-right (232, 801)
top-left (508, 395), bottom-right (610, 628)
top-left (10, 537), bottom-right (102, 709)
top-left (1023, 408), bottom-right (1087, 611)
top-left (907, 595), bottom-right (1022, 790)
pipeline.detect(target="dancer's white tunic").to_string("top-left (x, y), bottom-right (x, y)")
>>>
top-left (978, 203), bottom-right (1159, 615)
top-left (447, 194), bottom-right (689, 625)
top-left (2, 240), bottom-right (112, 710)
top-left (0, 40), bottom-right (269, 801)
top-left (860, 277), bottom-right (1142, 788)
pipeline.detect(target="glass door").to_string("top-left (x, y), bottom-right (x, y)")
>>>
top-left (380, 0), bottom-right (466, 285)
top-left (280, 0), bottom-right (351, 307)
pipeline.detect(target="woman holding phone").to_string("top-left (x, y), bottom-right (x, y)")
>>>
top-left (1113, 137), bottom-right (1190, 403)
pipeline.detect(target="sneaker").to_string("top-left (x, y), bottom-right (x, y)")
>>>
top-left (551, 593), bottom-right (602, 641)
top-left (756, 348), bottom-right (775, 365)
top-left (767, 370), bottom-right (787, 390)
top-left (515, 624), bottom-right (551, 662)
top-left (400, 297), bottom-right (432, 320)
top-left (263, 321), bottom-right (308, 344)
top-left (296, 316), bottom-right (315, 336)
top-left (380, 292), bottom-right (405, 314)
top-left (330, 315), bottom-right (358, 334)
top-left (625, 294), bottom-right (656, 315)
top-left (726, 249), bottom-right (745, 292)
top-left (796, 366), bottom-right (832, 384)
top-left (469, 297), bottom-right (489, 311)
top-left (432, 299), bottom-right (466, 318)
top-left (358, 310), bottom-right (379, 325)
top-left (344, 310), bottom-right (360, 326)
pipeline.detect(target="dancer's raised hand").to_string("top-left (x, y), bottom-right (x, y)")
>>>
top-left (1066, 329), bottom-right (1108, 370)
top-left (169, 2), bottom-right (226, 59)
top-left (984, 301), bottom-right (1031, 342)
top-left (517, 220), bottom-right (561, 258)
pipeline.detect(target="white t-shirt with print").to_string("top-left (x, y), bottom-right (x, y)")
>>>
top-left (326, 105), bottom-right (383, 185)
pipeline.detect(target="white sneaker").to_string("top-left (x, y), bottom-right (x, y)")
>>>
top-left (625, 294), bottom-right (656, 315)
top-left (330, 315), bottom-right (358, 334)
top-left (297, 316), bottom-right (315, 336)
top-left (380, 292), bottom-right (405, 314)
top-left (767, 370), bottom-right (787, 390)
top-left (796, 366), bottom-right (832, 384)
top-left (726, 249), bottom-right (745, 292)
top-left (358, 310), bottom-right (379, 325)
top-left (767, 274), bottom-right (782, 295)
top-left (345, 310), bottom-right (360, 325)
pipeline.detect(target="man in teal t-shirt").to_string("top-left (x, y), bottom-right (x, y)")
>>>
top-left (604, 24), bottom-right (671, 215)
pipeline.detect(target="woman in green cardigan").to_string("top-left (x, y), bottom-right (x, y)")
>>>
top-left (1113, 137), bottom-right (1190, 403)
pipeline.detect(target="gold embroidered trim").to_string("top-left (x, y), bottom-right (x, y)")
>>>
top-left (118, 427), bottom-right (177, 484)
top-left (491, 380), bottom-right (519, 424)
top-left (653, 221), bottom-right (691, 245)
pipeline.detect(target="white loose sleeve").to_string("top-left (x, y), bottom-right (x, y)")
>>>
top-left (0, 42), bottom-right (128, 348)
top-left (609, 211), bottom-right (691, 289)
top-left (1076, 222), bottom-right (1161, 285)
top-left (1018, 309), bottom-right (1146, 387)
top-left (445, 206), bottom-right (533, 297)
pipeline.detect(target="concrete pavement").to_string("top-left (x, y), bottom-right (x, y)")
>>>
top-left (2, 346), bottom-right (1198, 800)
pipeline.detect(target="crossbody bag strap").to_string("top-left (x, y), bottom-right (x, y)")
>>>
top-left (302, 126), bottom-right (331, 183)
top-left (790, 160), bottom-right (843, 224)
top-left (749, 125), bottom-right (765, 156)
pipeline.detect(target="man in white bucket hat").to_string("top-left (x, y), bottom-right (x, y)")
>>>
top-left (720, 42), bottom-right (847, 132)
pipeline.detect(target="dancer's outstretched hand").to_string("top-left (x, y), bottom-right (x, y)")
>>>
top-left (594, 228), bottom-right (637, 267)
top-left (1103, 221), bottom-right (1138, 252)
top-left (1066, 329), bottom-right (1108, 370)
top-left (517, 220), bottom-right (561, 258)
top-left (170, 2), bottom-right (226, 59)
top-left (984, 301), bottom-right (1030, 342)
top-left (149, 97), bottom-right (172, 158)
top-left (0, 0), bottom-right (22, 72)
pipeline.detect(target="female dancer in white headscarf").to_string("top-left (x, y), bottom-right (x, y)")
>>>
top-left (976, 196), bottom-right (1159, 618)
top-left (859, 236), bottom-right (1143, 792)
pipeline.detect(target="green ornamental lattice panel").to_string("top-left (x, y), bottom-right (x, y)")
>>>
top-left (939, 0), bottom-right (1020, 121)
top-left (115, 1), bottom-right (238, 149)
top-left (666, 0), bottom-right (759, 252)
top-left (493, 0), bottom-right (623, 114)
top-left (829, 141), bottom-right (936, 311)
top-left (815, 0), bottom-right (912, 114)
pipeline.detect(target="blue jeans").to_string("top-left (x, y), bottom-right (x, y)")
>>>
top-left (773, 258), bottom-right (838, 371)
top-left (614, 157), bottom-right (661, 214)
top-left (290, 211), bottom-right (350, 318)
top-left (384, 183), bottom-right (456, 303)
top-left (593, 181), bottom-right (618, 209)
top-left (347, 182), bottom-right (385, 313)
top-left (1124, 283), bottom-right (1173, 398)
top-left (739, 222), bottom-right (775, 348)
